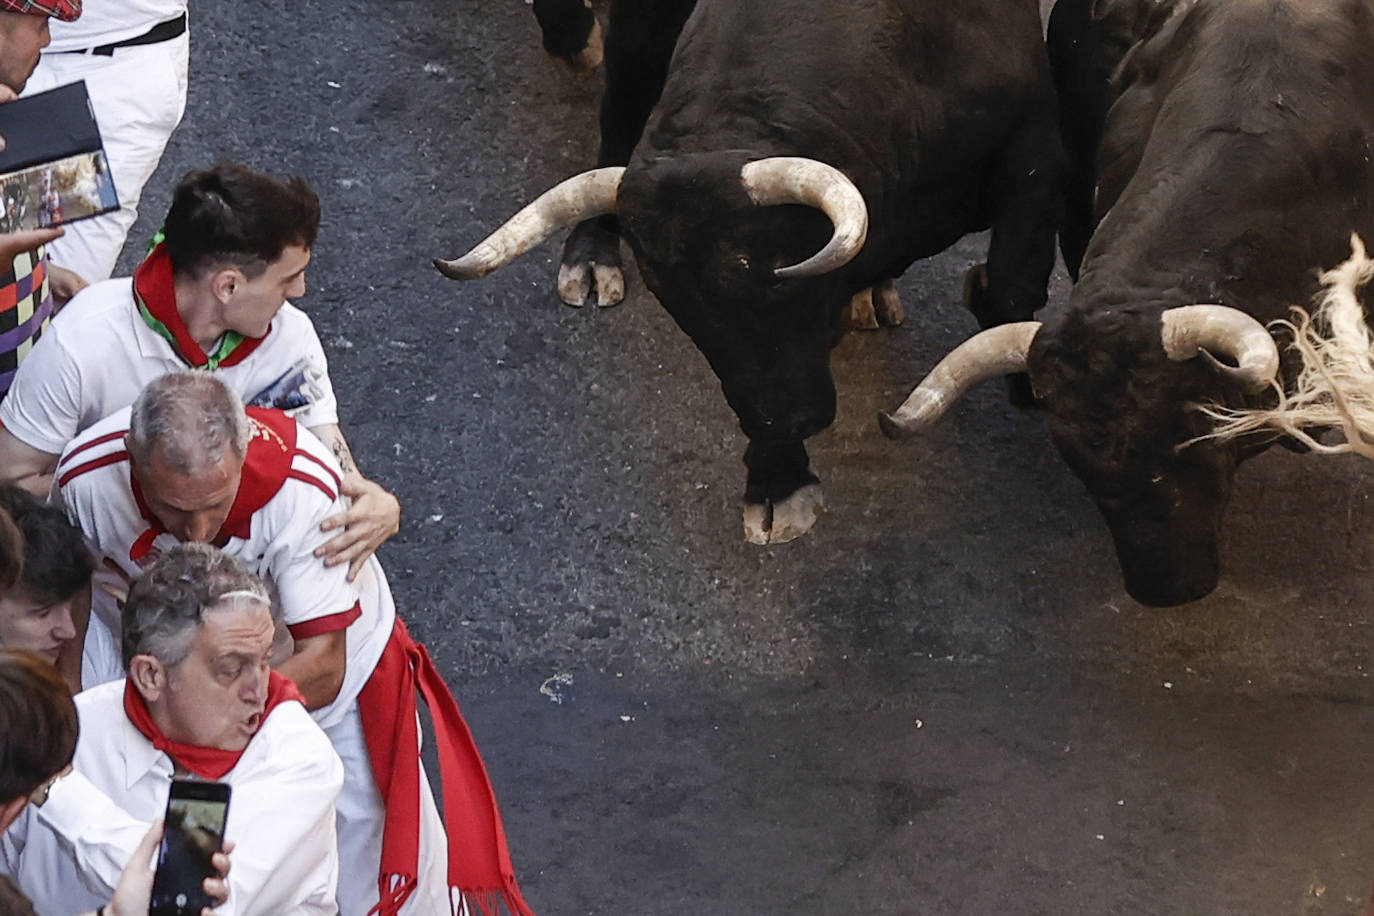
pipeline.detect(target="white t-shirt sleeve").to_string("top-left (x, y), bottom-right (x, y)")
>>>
top-left (0, 323), bottom-right (84, 454)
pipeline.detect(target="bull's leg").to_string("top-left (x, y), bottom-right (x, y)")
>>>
top-left (532, 0), bottom-right (603, 74)
top-left (965, 114), bottom-right (1063, 406)
top-left (842, 278), bottom-right (904, 330)
top-left (558, 0), bottom-right (697, 307)
top-left (741, 440), bottom-right (823, 545)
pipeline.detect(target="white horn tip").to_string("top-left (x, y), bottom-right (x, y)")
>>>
top-left (433, 256), bottom-right (488, 281)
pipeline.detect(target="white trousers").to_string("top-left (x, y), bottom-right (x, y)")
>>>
top-left (23, 30), bottom-right (190, 282)
top-left (324, 701), bottom-right (456, 916)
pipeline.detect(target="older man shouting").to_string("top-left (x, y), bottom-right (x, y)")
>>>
top-left (55, 372), bottom-right (537, 916)
top-left (2, 543), bottom-right (342, 916)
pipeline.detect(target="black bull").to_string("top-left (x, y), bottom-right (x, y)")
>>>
top-left (438, 0), bottom-right (1062, 544)
top-left (883, 0), bottom-right (1374, 606)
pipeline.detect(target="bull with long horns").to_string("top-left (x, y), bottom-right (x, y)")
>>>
top-left (883, 0), bottom-right (1374, 605)
top-left (438, 0), bottom-right (1062, 544)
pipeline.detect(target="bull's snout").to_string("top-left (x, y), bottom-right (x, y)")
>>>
top-left (1110, 523), bottom-right (1221, 608)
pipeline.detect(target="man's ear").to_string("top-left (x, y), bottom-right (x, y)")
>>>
top-left (128, 654), bottom-right (168, 703)
top-left (209, 266), bottom-right (243, 304)
top-left (0, 795), bottom-right (29, 834)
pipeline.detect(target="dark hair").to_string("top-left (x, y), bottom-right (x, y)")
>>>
top-left (0, 507), bottom-right (20, 593)
top-left (162, 161), bottom-right (320, 280)
top-left (0, 484), bottom-right (93, 606)
top-left (0, 649), bottom-right (77, 802)
top-left (123, 542), bottom-right (273, 669)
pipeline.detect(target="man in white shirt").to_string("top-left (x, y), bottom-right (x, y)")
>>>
top-left (58, 372), bottom-right (537, 916)
top-left (0, 161), bottom-right (398, 579)
top-left (21, 0), bottom-right (190, 282)
top-left (3, 543), bottom-right (340, 916)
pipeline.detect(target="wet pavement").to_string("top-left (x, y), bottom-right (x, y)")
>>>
top-left (115, 2), bottom-right (1374, 912)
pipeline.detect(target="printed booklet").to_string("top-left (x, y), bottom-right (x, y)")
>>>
top-left (0, 81), bottom-right (118, 233)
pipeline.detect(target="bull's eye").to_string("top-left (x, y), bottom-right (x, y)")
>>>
top-left (1150, 473), bottom-right (1164, 484)
top-left (737, 256), bottom-right (750, 270)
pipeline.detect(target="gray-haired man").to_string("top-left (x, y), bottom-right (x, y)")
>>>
top-left (3, 542), bottom-right (343, 916)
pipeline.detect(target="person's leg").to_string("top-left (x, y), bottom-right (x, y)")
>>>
top-left (23, 32), bottom-right (190, 281)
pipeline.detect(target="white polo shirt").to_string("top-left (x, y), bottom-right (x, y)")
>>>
top-left (1, 678), bottom-right (343, 916)
top-left (56, 407), bottom-right (394, 730)
top-left (46, 0), bottom-right (189, 52)
top-left (0, 277), bottom-right (337, 456)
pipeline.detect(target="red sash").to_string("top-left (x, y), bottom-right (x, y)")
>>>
top-left (123, 671), bottom-right (306, 780)
top-left (356, 618), bottom-right (536, 916)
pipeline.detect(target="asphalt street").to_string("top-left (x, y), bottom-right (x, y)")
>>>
top-left (116, 2), bottom-right (1374, 913)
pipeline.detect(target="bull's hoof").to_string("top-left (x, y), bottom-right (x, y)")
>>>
top-left (843, 288), bottom-right (880, 329)
top-left (565, 17), bottom-right (604, 75)
top-left (742, 483), bottom-right (824, 545)
top-left (558, 261), bottom-right (625, 307)
top-left (873, 278), bottom-right (904, 327)
top-left (843, 280), bottom-right (903, 330)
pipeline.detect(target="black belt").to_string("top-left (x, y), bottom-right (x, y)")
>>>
top-left (53, 13), bottom-right (187, 57)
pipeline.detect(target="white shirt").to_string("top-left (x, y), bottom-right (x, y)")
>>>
top-left (0, 277), bottom-right (338, 456)
top-left (57, 408), bottom-right (395, 729)
top-left (1, 678), bottom-right (343, 916)
top-left (80, 613), bottom-right (124, 688)
top-left (46, 0), bottom-right (189, 53)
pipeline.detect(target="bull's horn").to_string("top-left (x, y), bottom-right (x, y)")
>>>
top-left (739, 157), bottom-right (869, 279)
top-left (434, 167), bottom-right (625, 280)
top-left (879, 322), bottom-right (1042, 439)
top-left (1160, 304), bottom-right (1280, 392)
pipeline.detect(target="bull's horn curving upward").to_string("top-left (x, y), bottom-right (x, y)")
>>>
top-left (878, 322), bottom-right (1042, 439)
top-left (433, 167), bottom-right (625, 280)
top-left (1159, 305), bottom-right (1280, 392)
top-left (739, 157), bottom-right (869, 279)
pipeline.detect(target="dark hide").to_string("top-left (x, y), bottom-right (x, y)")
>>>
top-left (599, 0), bottom-right (1062, 519)
top-left (1040, 0), bottom-right (1374, 605)
top-left (531, 0), bottom-right (597, 65)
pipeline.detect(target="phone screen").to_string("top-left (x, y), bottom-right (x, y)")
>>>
top-left (149, 780), bottom-right (231, 916)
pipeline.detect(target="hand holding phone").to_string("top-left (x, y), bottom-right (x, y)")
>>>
top-left (149, 780), bottom-right (231, 916)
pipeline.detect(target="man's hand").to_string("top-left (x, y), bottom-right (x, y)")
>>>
top-left (106, 818), bottom-right (234, 916)
top-left (48, 263), bottom-right (89, 311)
top-left (316, 474), bottom-right (400, 580)
top-left (0, 227), bottom-right (63, 264)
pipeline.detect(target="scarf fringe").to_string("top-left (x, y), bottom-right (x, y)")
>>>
top-left (461, 885), bottom-right (537, 916)
top-left (368, 873), bottom-right (417, 916)
top-left (367, 874), bottom-right (535, 916)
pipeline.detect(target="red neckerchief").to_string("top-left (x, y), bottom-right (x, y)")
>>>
top-left (128, 407), bottom-right (298, 560)
top-left (132, 242), bottom-right (271, 369)
top-left (357, 618), bottom-right (537, 916)
top-left (122, 671), bottom-right (306, 780)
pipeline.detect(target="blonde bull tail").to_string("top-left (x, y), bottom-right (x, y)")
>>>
top-left (1196, 233), bottom-right (1374, 457)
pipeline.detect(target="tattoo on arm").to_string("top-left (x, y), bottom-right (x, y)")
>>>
top-left (330, 437), bottom-right (359, 477)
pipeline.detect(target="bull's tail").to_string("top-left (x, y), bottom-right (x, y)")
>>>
top-left (1195, 233), bottom-right (1374, 455)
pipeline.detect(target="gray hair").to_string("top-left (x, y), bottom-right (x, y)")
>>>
top-left (126, 373), bottom-right (251, 474)
top-left (121, 542), bottom-right (275, 669)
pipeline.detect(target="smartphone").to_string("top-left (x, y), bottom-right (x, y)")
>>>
top-left (149, 779), bottom-right (231, 916)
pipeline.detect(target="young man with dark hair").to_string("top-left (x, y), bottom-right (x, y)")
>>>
top-left (0, 161), bottom-right (399, 579)
top-left (0, 484), bottom-right (117, 691)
